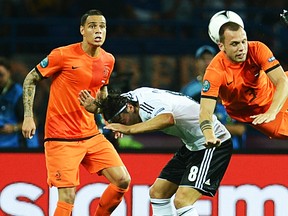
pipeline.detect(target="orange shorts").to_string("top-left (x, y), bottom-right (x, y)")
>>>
top-left (44, 134), bottom-right (124, 187)
top-left (251, 96), bottom-right (288, 139)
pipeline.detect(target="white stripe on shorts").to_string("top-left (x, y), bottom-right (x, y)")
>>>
top-left (195, 147), bottom-right (215, 189)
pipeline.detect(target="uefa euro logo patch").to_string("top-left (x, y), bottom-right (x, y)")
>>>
top-left (40, 57), bottom-right (48, 68)
top-left (268, 56), bottom-right (276, 62)
top-left (202, 80), bottom-right (210, 92)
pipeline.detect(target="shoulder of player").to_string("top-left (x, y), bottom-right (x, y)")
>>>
top-left (100, 48), bottom-right (115, 59)
top-left (248, 41), bottom-right (270, 52)
top-left (206, 54), bottom-right (224, 74)
top-left (50, 43), bottom-right (80, 57)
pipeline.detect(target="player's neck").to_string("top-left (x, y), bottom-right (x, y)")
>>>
top-left (81, 43), bottom-right (101, 57)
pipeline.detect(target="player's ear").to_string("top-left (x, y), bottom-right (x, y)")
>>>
top-left (126, 103), bottom-right (134, 112)
top-left (80, 26), bottom-right (84, 36)
top-left (218, 42), bottom-right (224, 51)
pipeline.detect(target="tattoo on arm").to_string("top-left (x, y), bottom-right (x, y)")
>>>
top-left (200, 120), bottom-right (212, 132)
top-left (23, 69), bottom-right (42, 117)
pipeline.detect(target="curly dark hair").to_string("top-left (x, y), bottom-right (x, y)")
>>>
top-left (100, 94), bottom-right (129, 122)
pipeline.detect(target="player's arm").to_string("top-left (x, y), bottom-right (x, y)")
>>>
top-left (199, 97), bottom-right (221, 147)
top-left (98, 85), bottom-right (108, 101)
top-left (22, 68), bottom-right (42, 139)
top-left (104, 113), bottom-right (175, 135)
top-left (94, 85), bottom-right (108, 114)
top-left (78, 86), bottom-right (108, 114)
top-left (251, 66), bottom-right (288, 124)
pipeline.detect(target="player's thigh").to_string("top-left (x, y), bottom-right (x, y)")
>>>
top-left (174, 186), bottom-right (202, 207)
top-left (149, 178), bottom-right (178, 199)
top-left (82, 134), bottom-right (125, 174)
top-left (101, 166), bottom-right (130, 188)
top-left (180, 139), bottom-right (232, 197)
top-left (45, 140), bottom-right (86, 187)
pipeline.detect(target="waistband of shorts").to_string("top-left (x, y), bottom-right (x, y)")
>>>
top-left (44, 133), bottom-right (100, 142)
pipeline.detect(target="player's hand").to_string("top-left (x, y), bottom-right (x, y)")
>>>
top-left (114, 131), bottom-right (124, 139)
top-left (104, 123), bottom-right (131, 135)
top-left (204, 138), bottom-right (221, 148)
top-left (78, 90), bottom-right (97, 113)
top-left (22, 117), bottom-right (36, 139)
top-left (250, 112), bottom-right (276, 125)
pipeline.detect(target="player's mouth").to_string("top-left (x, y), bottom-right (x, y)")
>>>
top-left (94, 36), bottom-right (102, 42)
top-left (236, 53), bottom-right (245, 59)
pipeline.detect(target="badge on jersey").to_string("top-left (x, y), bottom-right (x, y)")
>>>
top-left (40, 57), bottom-right (49, 68)
top-left (202, 80), bottom-right (211, 92)
top-left (268, 56), bottom-right (276, 62)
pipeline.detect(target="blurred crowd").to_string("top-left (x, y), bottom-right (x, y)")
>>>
top-left (0, 0), bottom-right (287, 151)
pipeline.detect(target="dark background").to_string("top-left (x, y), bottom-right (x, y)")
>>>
top-left (1, 0), bottom-right (287, 152)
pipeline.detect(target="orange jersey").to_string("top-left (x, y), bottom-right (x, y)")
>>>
top-left (36, 43), bottom-right (115, 140)
top-left (202, 41), bottom-right (279, 123)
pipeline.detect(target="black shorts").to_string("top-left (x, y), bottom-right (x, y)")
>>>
top-left (158, 139), bottom-right (232, 197)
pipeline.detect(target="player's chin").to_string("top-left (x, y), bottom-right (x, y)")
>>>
top-left (92, 41), bottom-right (103, 47)
top-left (235, 57), bottom-right (246, 63)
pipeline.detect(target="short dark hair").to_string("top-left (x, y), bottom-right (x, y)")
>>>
top-left (219, 22), bottom-right (242, 43)
top-left (80, 9), bottom-right (104, 26)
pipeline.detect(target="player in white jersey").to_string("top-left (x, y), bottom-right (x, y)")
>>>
top-left (79, 87), bottom-right (232, 216)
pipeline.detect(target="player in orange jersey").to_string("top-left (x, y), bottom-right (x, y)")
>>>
top-left (22, 9), bottom-right (130, 216)
top-left (199, 11), bottom-right (288, 148)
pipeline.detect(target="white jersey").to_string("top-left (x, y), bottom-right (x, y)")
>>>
top-left (121, 87), bottom-right (231, 151)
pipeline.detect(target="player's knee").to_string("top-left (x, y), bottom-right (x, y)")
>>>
top-left (116, 174), bottom-right (131, 189)
top-left (173, 190), bottom-right (199, 209)
top-left (149, 185), bottom-right (166, 199)
top-left (58, 187), bottom-right (76, 204)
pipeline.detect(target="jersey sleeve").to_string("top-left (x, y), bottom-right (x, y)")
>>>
top-left (253, 42), bottom-right (280, 72)
top-left (201, 61), bottom-right (224, 99)
top-left (36, 48), bottom-right (63, 78)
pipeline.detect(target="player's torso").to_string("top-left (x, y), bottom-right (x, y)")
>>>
top-left (218, 53), bottom-right (274, 120)
top-left (38, 44), bottom-right (114, 138)
top-left (50, 48), bottom-right (112, 96)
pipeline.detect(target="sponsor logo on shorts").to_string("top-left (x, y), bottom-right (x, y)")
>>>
top-left (55, 170), bottom-right (61, 181)
top-left (204, 179), bottom-right (211, 185)
top-left (202, 80), bottom-right (210, 92)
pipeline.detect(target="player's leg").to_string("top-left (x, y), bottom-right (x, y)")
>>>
top-left (149, 145), bottom-right (190, 215)
top-left (174, 187), bottom-right (201, 216)
top-left (174, 139), bottom-right (232, 216)
top-left (82, 134), bottom-right (130, 216)
top-left (45, 140), bottom-right (86, 216)
top-left (54, 187), bottom-right (76, 216)
top-left (94, 166), bottom-right (130, 216)
top-left (149, 178), bottom-right (178, 216)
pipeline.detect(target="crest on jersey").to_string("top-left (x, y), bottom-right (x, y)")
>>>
top-left (202, 80), bottom-right (211, 92)
top-left (40, 57), bottom-right (48, 68)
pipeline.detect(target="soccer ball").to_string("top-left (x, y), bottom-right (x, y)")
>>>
top-left (208, 10), bottom-right (244, 44)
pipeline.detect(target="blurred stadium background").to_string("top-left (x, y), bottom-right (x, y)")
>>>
top-left (0, 0), bottom-right (287, 152)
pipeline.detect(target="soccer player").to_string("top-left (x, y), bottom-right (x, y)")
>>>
top-left (79, 87), bottom-right (232, 216)
top-left (22, 9), bottom-right (130, 216)
top-left (199, 11), bottom-right (288, 147)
